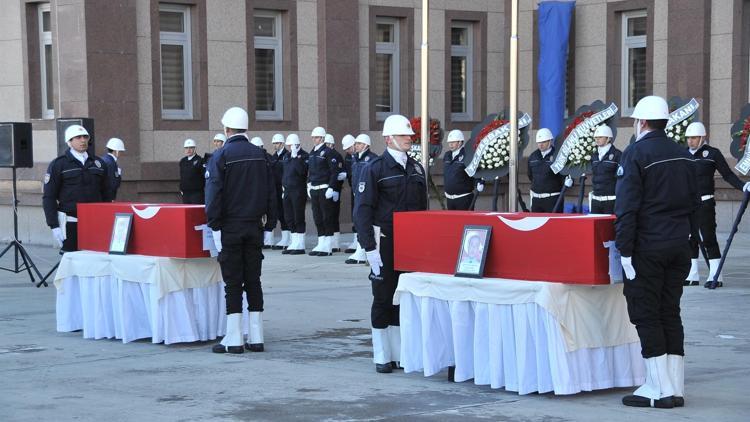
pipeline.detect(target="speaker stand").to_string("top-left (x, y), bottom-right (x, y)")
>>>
top-left (0, 167), bottom-right (48, 287)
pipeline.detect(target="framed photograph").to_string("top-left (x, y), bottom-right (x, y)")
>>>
top-left (109, 213), bottom-right (133, 255)
top-left (455, 225), bottom-right (492, 278)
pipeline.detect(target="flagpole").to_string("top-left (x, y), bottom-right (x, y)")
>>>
top-left (420, 0), bottom-right (430, 206)
top-left (508, 0), bottom-right (519, 212)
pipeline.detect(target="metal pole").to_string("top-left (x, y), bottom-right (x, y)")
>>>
top-left (508, 0), bottom-right (519, 212)
top-left (420, 0), bottom-right (430, 207)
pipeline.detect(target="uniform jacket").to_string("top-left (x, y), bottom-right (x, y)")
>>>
top-left (327, 147), bottom-right (346, 191)
top-left (269, 148), bottom-right (289, 188)
top-left (282, 148), bottom-right (309, 191)
top-left (179, 154), bottom-right (206, 192)
top-left (351, 149), bottom-right (378, 195)
top-left (100, 153), bottom-right (121, 199)
top-left (527, 147), bottom-right (564, 194)
top-left (689, 143), bottom-right (745, 196)
top-left (443, 147), bottom-right (475, 195)
top-left (307, 144), bottom-right (339, 187)
top-left (591, 145), bottom-right (622, 196)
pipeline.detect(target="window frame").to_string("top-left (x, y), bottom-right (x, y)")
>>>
top-left (450, 21), bottom-right (474, 122)
top-left (375, 17), bottom-right (400, 121)
top-left (253, 10), bottom-right (283, 121)
top-left (158, 3), bottom-right (193, 120)
top-left (620, 10), bottom-right (647, 116)
top-left (38, 2), bottom-right (53, 120)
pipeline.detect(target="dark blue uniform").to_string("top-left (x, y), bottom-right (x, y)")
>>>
top-left (590, 145), bottom-right (622, 214)
top-left (100, 153), bottom-right (121, 200)
top-left (266, 148), bottom-right (289, 234)
top-left (614, 129), bottom-right (699, 359)
top-left (205, 134), bottom-right (276, 315)
top-left (179, 154), bottom-right (206, 204)
top-left (443, 147), bottom-right (476, 210)
top-left (527, 146), bottom-right (564, 212)
top-left (308, 144), bottom-right (339, 238)
top-left (326, 147), bottom-right (346, 236)
top-left (43, 150), bottom-right (112, 251)
top-left (354, 151), bottom-right (428, 329)
top-left (282, 148), bottom-right (309, 236)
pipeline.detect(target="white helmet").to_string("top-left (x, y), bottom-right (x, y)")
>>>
top-left (447, 129), bottom-right (465, 143)
top-left (382, 114), bottom-right (415, 136)
top-left (536, 128), bottom-right (554, 143)
top-left (106, 137), bottom-right (125, 151)
top-left (355, 134), bottom-right (371, 146)
top-left (311, 127), bottom-right (326, 138)
top-left (221, 106), bottom-right (249, 130)
top-left (324, 134), bottom-right (335, 144)
top-left (630, 95), bottom-right (670, 120)
top-left (64, 125), bottom-right (89, 142)
top-left (341, 134), bottom-right (356, 150)
top-left (184, 138), bottom-right (197, 148)
top-left (685, 122), bottom-right (706, 137)
top-left (272, 133), bottom-right (285, 144)
top-left (213, 133), bottom-right (227, 143)
top-left (285, 134), bottom-right (300, 146)
top-left (250, 137), bottom-right (264, 147)
top-left (593, 125), bottom-right (613, 139)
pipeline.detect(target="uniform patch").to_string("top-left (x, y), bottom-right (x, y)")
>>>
top-left (365, 156), bottom-right (370, 162)
top-left (44, 173), bottom-right (50, 184)
top-left (702, 150), bottom-right (709, 158)
top-left (193, 160), bottom-right (198, 166)
top-left (205, 170), bottom-right (210, 179)
top-left (331, 158), bottom-right (337, 163)
top-left (415, 166), bottom-right (423, 175)
top-left (609, 154), bottom-right (614, 161)
top-left (320, 151), bottom-right (326, 157)
top-left (358, 182), bottom-right (366, 193)
top-left (616, 165), bottom-right (624, 177)
top-left (95, 160), bottom-right (102, 168)
top-left (458, 155), bottom-right (463, 161)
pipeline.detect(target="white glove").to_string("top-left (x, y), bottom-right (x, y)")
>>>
top-left (476, 182), bottom-right (484, 192)
top-left (306, 183), bottom-right (312, 199)
top-left (291, 145), bottom-right (299, 158)
top-left (117, 168), bottom-right (122, 177)
top-left (337, 172), bottom-right (347, 181)
top-left (212, 230), bottom-right (222, 253)
top-left (621, 256), bottom-right (636, 280)
top-left (366, 250), bottom-right (383, 276)
top-left (52, 227), bottom-right (65, 248)
top-left (564, 175), bottom-right (573, 188)
top-left (743, 181), bottom-right (750, 192)
top-left (332, 191), bottom-right (340, 202)
top-left (281, 192), bottom-right (285, 199)
top-left (325, 187), bottom-right (334, 199)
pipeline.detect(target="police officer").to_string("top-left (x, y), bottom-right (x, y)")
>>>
top-left (252, 137), bottom-right (281, 249)
top-left (589, 125), bottom-right (621, 214)
top-left (268, 133), bottom-right (291, 250)
top-left (615, 95), bottom-right (699, 408)
top-left (528, 128), bottom-right (568, 212)
top-left (203, 133), bottom-right (226, 164)
top-left (43, 125), bottom-right (112, 251)
top-left (179, 139), bottom-right (206, 204)
top-left (206, 107), bottom-right (276, 354)
top-left (281, 134), bottom-right (309, 255)
top-left (346, 134), bottom-right (378, 265)
top-left (324, 133), bottom-right (347, 252)
top-left (354, 115), bottom-right (428, 373)
top-left (684, 122), bottom-right (750, 286)
top-left (307, 127), bottom-right (338, 256)
top-left (101, 137), bottom-right (125, 200)
top-left (340, 135), bottom-right (359, 254)
top-left (443, 129), bottom-right (484, 210)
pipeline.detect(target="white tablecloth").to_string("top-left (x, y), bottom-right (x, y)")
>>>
top-left (394, 272), bottom-right (645, 395)
top-left (55, 251), bottom-right (239, 344)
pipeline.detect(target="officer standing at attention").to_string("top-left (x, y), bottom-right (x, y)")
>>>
top-left (527, 128), bottom-right (569, 212)
top-left (615, 95), bottom-right (699, 409)
top-left (203, 133), bottom-right (226, 164)
top-left (589, 124), bottom-right (621, 214)
top-left (252, 136), bottom-right (282, 250)
top-left (206, 107), bottom-right (276, 355)
top-left (307, 127), bottom-right (338, 256)
top-left (346, 134), bottom-right (378, 265)
top-left (43, 125), bottom-right (112, 251)
top-left (281, 134), bottom-right (309, 255)
top-left (443, 129), bottom-right (484, 210)
top-left (269, 133), bottom-right (291, 250)
top-left (101, 137), bottom-right (125, 200)
top-left (179, 138), bottom-right (206, 204)
top-left (354, 115), bottom-right (428, 373)
top-left (683, 122), bottom-right (750, 286)
top-left (341, 134), bottom-right (359, 255)
top-left (324, 133), bottom-right (347, 253)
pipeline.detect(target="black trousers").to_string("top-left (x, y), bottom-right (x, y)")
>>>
top-left (325, 197), bottom-right (340, 234)
top-left (531, 195), bottom-right (558, 213)
top-left (218, 220), bottom-right (264, 314)
top-left (590, 198), bottom-right (615, 214)
top-left (62, 221), bottom-right (78, 252)
top-left (182, 190), bottom-right (204, 204)
top-left (371, 230), bottom-right (400, 329)
top-left (310, 189), bottom-right (331, 236)
top-left (282, 189), bottom-right (306, 233)
top-left (690, 199), bottom-right (720, 259)
top-left (624, 244), bottom-right (689, 358)
top-left (264, 185), bottom-right (288, 231)
top-left (446, 194), bottom-right (473, 210)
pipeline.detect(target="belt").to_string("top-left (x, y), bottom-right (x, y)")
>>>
top-left (66, 216), bottom-right (78, 222)
top-left (701, 194), bottom-right (714, 201)
top-left (445, 192), bottom-right (472, 200)
top-left (309, 184), bottom-right (329, 190)
top-left (591, 195), bottom-right (616, 202)
top-left (530, 191), bottom-right (560, 199)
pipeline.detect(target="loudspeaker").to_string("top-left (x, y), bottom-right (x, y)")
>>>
top-left (56, 118), bottom-right (95, 157)
top-left (0, 122), bottom-right (34, 168)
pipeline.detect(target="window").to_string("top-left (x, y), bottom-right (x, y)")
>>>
top-left (621, 11), bottom-right (647, 115)
top-left (159, 4), bottom-right (192, 119)
top-left (38, 3), bottom-right (53, 119)
top-left (450, 22), bottom-right (473, 121)
top-left (254, 10), bottom-right (283, 120)
top-left (375, 18), bottom-right (400, 120)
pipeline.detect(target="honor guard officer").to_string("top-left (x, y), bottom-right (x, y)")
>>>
top-left (589, 125), bottom-right (621, 214)
top-left (528, 128), bottom-right (567, 212)
top-left (615, 95), bottom-right (699, 409)
top-left (354, 115), bottom-right (428, 373)
top-left (341, 135), bottom-right (360, 256)
top-left (43, 125), bottom-right (112, 251)
top-left (443, 129), bottom-right (484, 210)
top-left (324, 134), bottom-right (347, 252)
top-left (684, 122), bottom-right (750, 286)
top-left (179, 139), bottom-right (206, 204)
top-left (346, 134), bottom-right (378, 264)
top-left (281, 134), bottom-right (309, 255)
top-left (102, 137), bottom-right (125, 200)
top-left (268, 133), bottom-right (291, 250)
top-left (252, 137), bottom-right (282, 250)
top-left (307, 127), bottom-right (338, 256)
top-left (206, 107), bottom-right (276, 354)
top-left (203, 133), bottom-right (226, 164)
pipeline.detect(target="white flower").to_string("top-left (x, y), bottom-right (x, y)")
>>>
top-left (585, 155), bottom-right (591, 160)
top-left (683, 120), bottom-right (688, 126)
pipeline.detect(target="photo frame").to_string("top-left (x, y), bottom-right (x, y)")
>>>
top-left (455, 225), bottom-right (492, 278)
top-left (109, 213), bottom-right (133, 255)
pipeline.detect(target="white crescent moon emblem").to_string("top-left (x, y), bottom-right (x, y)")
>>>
top-left (131, 205), bottom-right (161, 219)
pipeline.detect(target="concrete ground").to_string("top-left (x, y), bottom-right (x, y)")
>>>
top-left (1, 233), bottom-right (749, 422)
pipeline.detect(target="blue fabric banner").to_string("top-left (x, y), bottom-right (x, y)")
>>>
top-left (537, 1), bottom-right (576, 141)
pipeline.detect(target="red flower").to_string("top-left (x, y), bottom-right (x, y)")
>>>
top-left (474, 119), bottom-right (510, 148)
top-left (410, 117), bottom-right (442, 146)
top-left (563, 111), bottom-right (594, 139)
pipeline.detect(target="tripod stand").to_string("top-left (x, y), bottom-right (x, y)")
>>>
top-left (0, 167), bottom-right (47, 286)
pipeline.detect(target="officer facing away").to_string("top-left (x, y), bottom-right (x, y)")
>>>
top-left (615, 95), bottom-right (699, 409)
top-left (102, 137), bottom-right (125, 200)
top-left (443, 129), bottom-right (484, 210)
top-left (527, 128), bottom-right (569, 212)
top-left (589, 124), bottom-right (621, 214)
top-left (205, 107), bottom-right (276, 354)
top-left (354, 114), bottom-right (428, 374)
top-left (43, 125), bottom-right (112, 251)
top-left (179, 138), bottom-right (206, 204)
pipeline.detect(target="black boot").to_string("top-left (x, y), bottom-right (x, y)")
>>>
top-left (375, 362), bottom-right (393, 373)
top-left (244, 342), bottom-right (264, 352)
top-left (622, 394), bottom-right (675, 408)
top-left (212, 344), bottom-right (244, 354)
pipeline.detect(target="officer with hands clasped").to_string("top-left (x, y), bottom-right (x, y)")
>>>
top-left (589, 124), bottom-right (622, 214)
top-left (324, 134), bottom-right (347, 252)
top-left (307, 127), bottom-right (338, 256)
top-left (281, 134), bottom-right (309, 255)
top-left (443, 129), bottom-right (484, 210)
top-left (101, 137), bottom-right (126, 200)
top-left (528, 128), bottom-right (570, 212)
top-left (179, 138), bottom-right (206, 204)
top-left (268, 133), bottom-right (292, 250)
